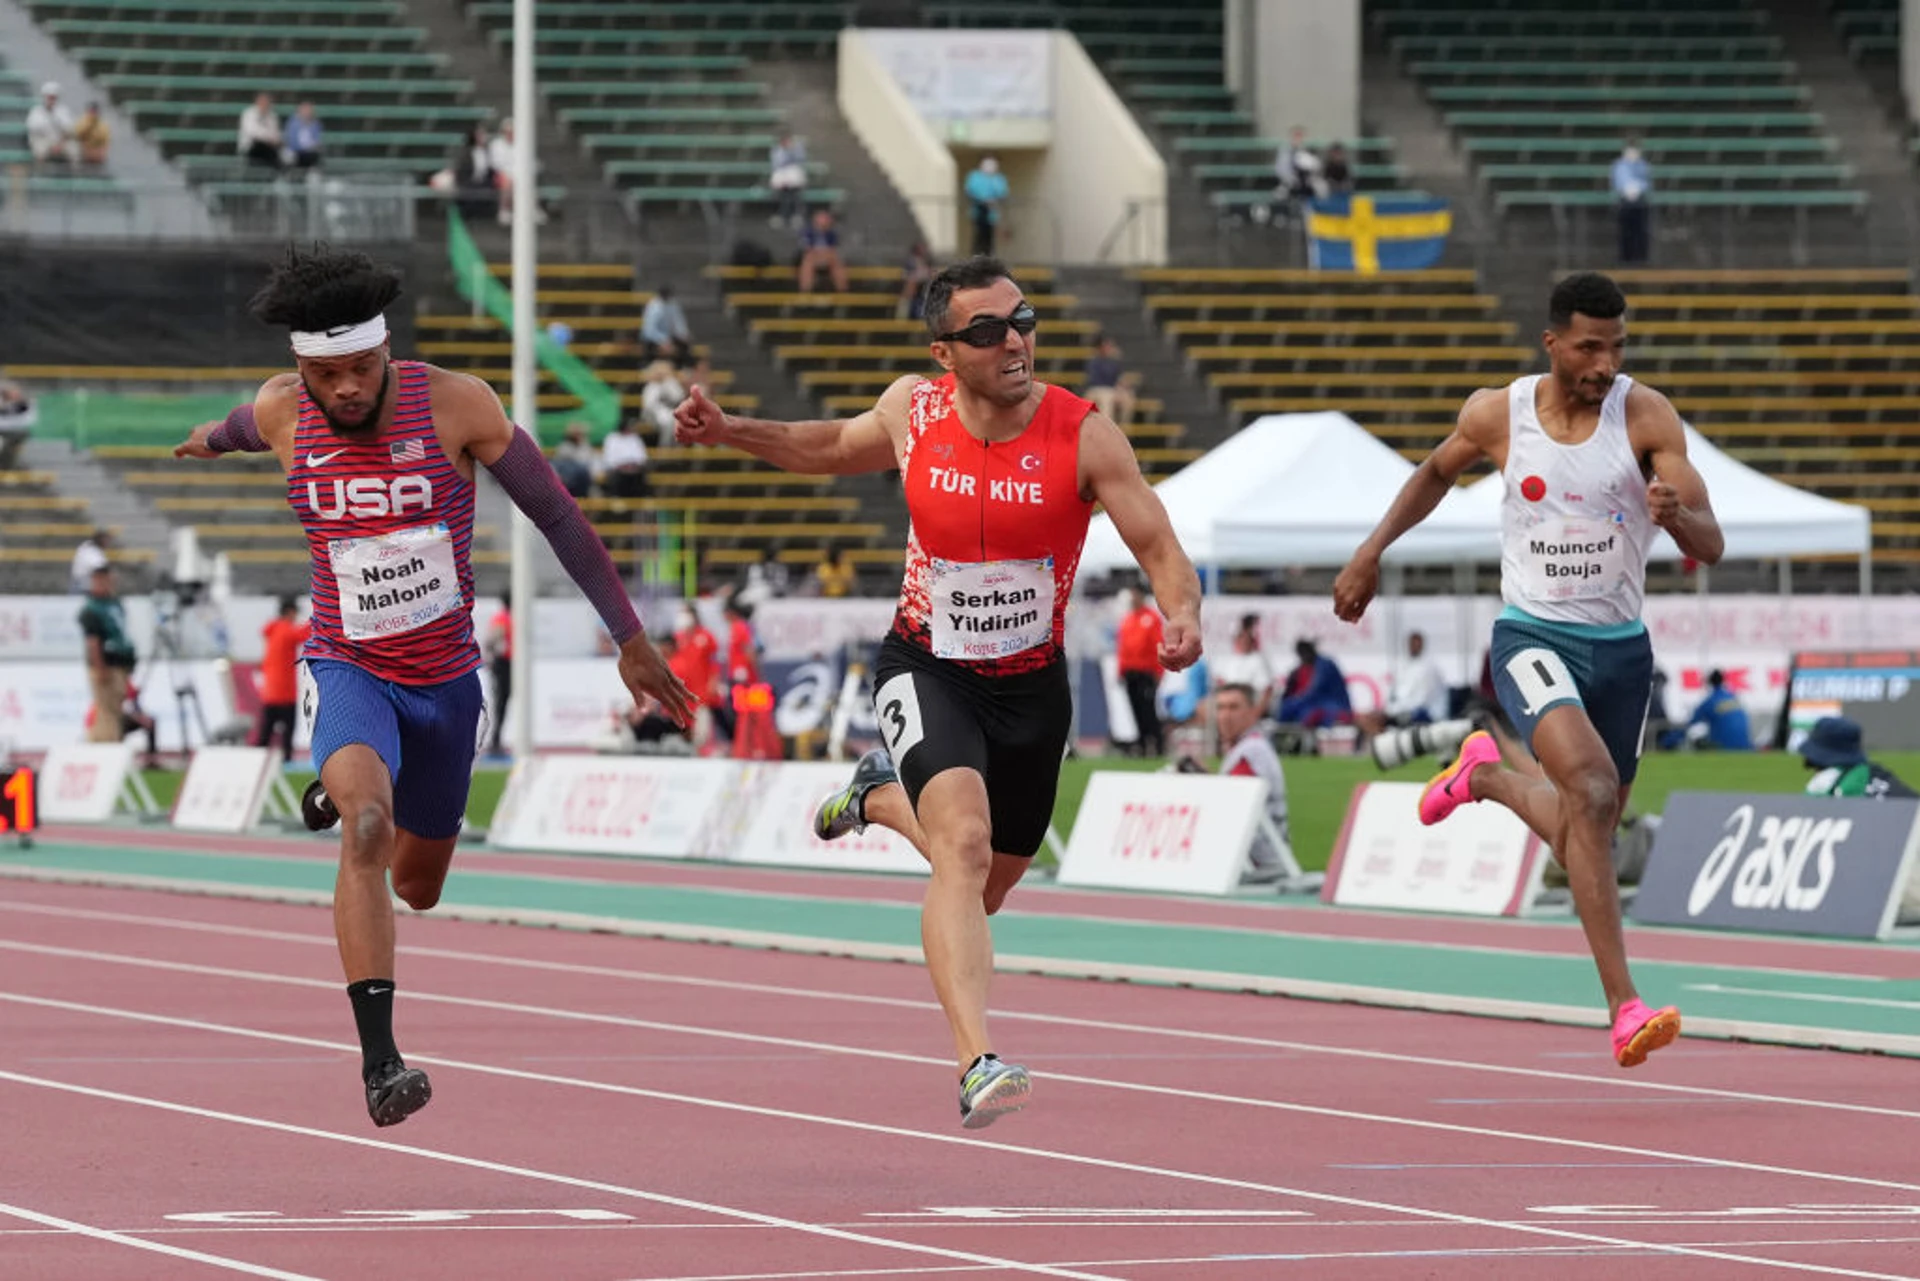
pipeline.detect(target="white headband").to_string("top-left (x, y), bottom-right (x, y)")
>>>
top-left (290, 314), bottom-right (387, 359)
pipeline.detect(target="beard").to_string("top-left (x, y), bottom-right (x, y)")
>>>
top-left (304, 363), bottom-right (392, 437)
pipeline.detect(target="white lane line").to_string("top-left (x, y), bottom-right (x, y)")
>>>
top-left (0, 1200), bottom-right (326, 1280)
top-left (4, 871), bottom-right (1913, 1058)
top-left (2, 938), bottom-right (1915, 1198)
top-left (0, 995), bottom-right (1915, 1280)
top-left (5, 900), bottom-right (1916, 1122)
top-left (1687, 985), bottom-right (1920, 1011)
top-left (0, 1079), bottom-right (1115, 1281)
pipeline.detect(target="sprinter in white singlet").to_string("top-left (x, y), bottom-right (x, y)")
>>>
top-left (1333, 272), bottom-right (1724, 1069)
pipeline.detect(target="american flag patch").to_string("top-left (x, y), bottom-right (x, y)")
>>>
top-left (390, 438), bottom-right (425, 464)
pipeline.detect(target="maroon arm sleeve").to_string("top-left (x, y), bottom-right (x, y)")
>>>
top-left (206, 403), bottom-right (270, 453)
top-left (483, 427), bottom-right (642, 644)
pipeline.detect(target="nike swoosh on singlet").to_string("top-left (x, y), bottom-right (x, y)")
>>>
top-left (306, 448), bottom-right (348, 467)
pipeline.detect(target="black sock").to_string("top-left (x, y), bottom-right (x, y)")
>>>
top-left (346, 979), bottom-right (400, 1081)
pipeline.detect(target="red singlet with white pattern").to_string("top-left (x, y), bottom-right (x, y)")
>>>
top-left (891, 374), bottom-right (1094, 676)
top-left (288, 359), bottom-right (481, 685)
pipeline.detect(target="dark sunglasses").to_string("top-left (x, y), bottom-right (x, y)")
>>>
top-left (936, 302), bottom-right (1037, 348)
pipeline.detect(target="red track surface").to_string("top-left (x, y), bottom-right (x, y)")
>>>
top-left (2, 880), bottom-right (1917, 1280)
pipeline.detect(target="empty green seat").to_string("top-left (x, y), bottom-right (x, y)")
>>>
top-left (559, 106), bottom-right (782, 127)
top-left (538, 53), bottom-right (750, 72)
top-left (1409, 59), bottom-right (1796, 82)
top-left (1392, 34), bottom-right (1781, 59)
top-left (1464, 135), bottom-right (1836, 159)
top-left (1445, 110), bottom-right (1823, 133)
top-left (606, 159), bottom-right (826, 181)
top-left (625, 185), bottom-right (845, 206)
top-left (73, 46), bottom-right (448, 71)
top-left (96, 73), bottom-right (472, 100)
top-left (1496, 189), bottom-right (1868, 211)
top-left (541, 80), bottom-right (766, 100)
top-left (1480, 163), bottom-right (1854, 187)
top-left (40, 19), bottom-right (424, 44)
top-left (1429, 84), bottom-right (1807, 105)
top-left (125, 101), bottom-right (486, 126)
top-left (582, 132), bottom-right (777, 155)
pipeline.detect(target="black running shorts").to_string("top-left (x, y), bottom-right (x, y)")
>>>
top-left (871, 633), bottom-right (1072, 859)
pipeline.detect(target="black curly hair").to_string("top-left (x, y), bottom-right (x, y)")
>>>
top-left (1548, 271), bottom-right (1626, 330)
top-left (248, 243), bottom-right (403, 333)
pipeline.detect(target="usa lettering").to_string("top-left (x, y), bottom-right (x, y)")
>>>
top-left (987, 478), bottom-right (1042, 505)
top-left (308, 475), bottom-right (433, 520)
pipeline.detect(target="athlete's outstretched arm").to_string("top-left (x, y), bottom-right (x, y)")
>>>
top-left (450, 374), bottom-right (695, 726)
top-left (175, 376), bottom-right (299, 459)
top-left (1082, 412), bottom-right (1203, 670)
top-left (672, 377), bottom-right (908, 475)
top-left (1333, 389), bottom-right (1497, 623)
top-left (1632, 388), bottom-right (1724, 566)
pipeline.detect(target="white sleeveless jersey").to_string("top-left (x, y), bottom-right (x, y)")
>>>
top-left (1499, 374), bottom-right (1654, 626)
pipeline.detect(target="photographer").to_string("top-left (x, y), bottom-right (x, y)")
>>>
top-left (1174, 682), bottom-right (1293, 885)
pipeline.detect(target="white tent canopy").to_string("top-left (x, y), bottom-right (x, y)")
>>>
top-left (1079, 412), bottom-right (1491, 575)
top-left (1082, 413), bottom-right (1871, 576)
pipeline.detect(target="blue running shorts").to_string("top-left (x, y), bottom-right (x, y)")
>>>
top-left (303, 659), bottom-right (484, 839)
top-left (1488, 608), bottom-right (1655, 785)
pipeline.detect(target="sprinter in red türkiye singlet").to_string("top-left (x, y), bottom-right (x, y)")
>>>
top-left (672, 256), bottom-right (1203, 1131)
top-left (892, 372), bottom-right (1092, 675)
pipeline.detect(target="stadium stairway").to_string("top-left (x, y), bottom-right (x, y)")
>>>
top-left (16, 437), bottom-right (166, 590)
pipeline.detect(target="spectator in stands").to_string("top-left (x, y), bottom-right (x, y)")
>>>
top-left (797, 208), bottom-right (850, 294)
top-left (1611, 137), bottom-right (1652, 265)
top-left (489, 118), bottom-right (540, 226)
top-left (639, 286), bottom-right (694, 368)
top-left (1212, 613), bottom-right (1275, 707)
top-left (768, 132), bottom-right (808, 231)
top-left (285, 102), bottom-right (324, 170)
top-left (1116, 585), bottom-right (1166, 757)
top-left (599, 418), bottom-right (650, 499)
top-left (26, 82), bottom-right (74, 168)
top-left (257, 595), bottom-right (307, 758)
top-left (1277, 638), bottom-right (1352, 728)
top-left (68, 526), bottom-right (112, 595)
top-left (552, 420), bottom-right (598, 498)
top-left (79, 564), bottom-right (155, 758)
top-left (964, 156), bottom-right (1009, 256)
top-left (0, 371), bottom-right (32, 424)
top-left (453, 124), bottom-right (498, 219)
top-left (237, 92), bottom-right (283, 171)
top-left (1082, 334), bottom-right (1136, 429)
top-left (72, 101), bottom-right (109, 169)
top-left (1801, 716), bottom-right (1916, 799)
top-left (1212, 681), bottom-right (1293, 885)
top-left (813, 551), bottom-right (855, 599)
top-left (1356, 629), bottom-right (1448, 739)
top-left (1321, 142), bottom-right (1353, 196)
top-left (1277, 125), bottom-right (1324, 205)
top-left (899, 241), bottom-right (934, 320)
top-left (638, 359), bottom-right (687, 447)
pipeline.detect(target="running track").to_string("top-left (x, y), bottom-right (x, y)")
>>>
top-left (0, 830), bottom-right (1917, 1278)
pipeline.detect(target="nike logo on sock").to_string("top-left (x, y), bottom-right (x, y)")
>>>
top-left (363, 986), bottom-right (391, 996)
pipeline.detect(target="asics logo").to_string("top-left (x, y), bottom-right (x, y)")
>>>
top-left (307, 448), bottom-right (348, 468)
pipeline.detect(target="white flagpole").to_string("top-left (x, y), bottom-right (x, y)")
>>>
top-left (507, 0), bottom-right (537, 760)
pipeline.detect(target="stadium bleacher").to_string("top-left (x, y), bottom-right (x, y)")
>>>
top-left (459, 0), bottom-right (849, 219)
top-left (0, 59), bottom-right (132, 215)
top-left (1376, 0), bottom-right (1868, 221)
top-left (705, 263), bottom-right (1202, 483)
top-left (23, 0), bottom-right (493, 215)
top-left (926, 0), bottom-right (1414, 217)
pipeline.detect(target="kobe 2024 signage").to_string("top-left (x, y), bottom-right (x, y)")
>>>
top-left (1632, 792), bottom-right (1920, 940)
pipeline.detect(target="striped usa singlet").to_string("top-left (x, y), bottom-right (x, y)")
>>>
top-left (288, 359), bottom-right (481, 685)
top-left (891, 374), bottom-right (1095, 676)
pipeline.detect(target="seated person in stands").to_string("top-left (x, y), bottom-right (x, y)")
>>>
top-left (599, 418), bottom-right (650, 499)
top-left (551, 420), bottom-right (597, 498)
top-left (796, 209), bottom-right (850, 295)
top-left (1801, 716), bottom-right (1916, 799)
top-left (450, 124), bottom-right (498, 220)
top-left (237, 92), bottom-right (283, 171)
top-left (899, 241), bottom-right (933, 320)
top-left (285, 102), bottom-right (324, 169)
top-left (639, 359), bottom-right (686, 447)
top-left (639, 287), bottom-right (694, 369)
top-left (1083, 335), bottom-right (1136, 429)
top-left (1659, 668), bottom-right (1752, 751)
top-left (26, 82), bottom-right (73, 167)
top-left (0, 371), bottom-right (32, 424)
top-left (1276, 638), bottom-right (1351, 728)
top-left (72, 102), bottom-right (110, 168)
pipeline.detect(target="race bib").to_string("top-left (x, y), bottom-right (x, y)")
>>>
top-left (328, 522), bottom-right (461, 641)
top-left (1514, 516), bottom-right (1630, 602)
top-left (929, 556), bottom-right (1054, 661)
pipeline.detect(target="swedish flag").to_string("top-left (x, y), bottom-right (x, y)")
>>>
top-left (1307, 195), bottom-right (1452, 274)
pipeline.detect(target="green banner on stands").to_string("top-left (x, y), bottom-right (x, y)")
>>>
top-left (445, 208), bottom-right (624, 442)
